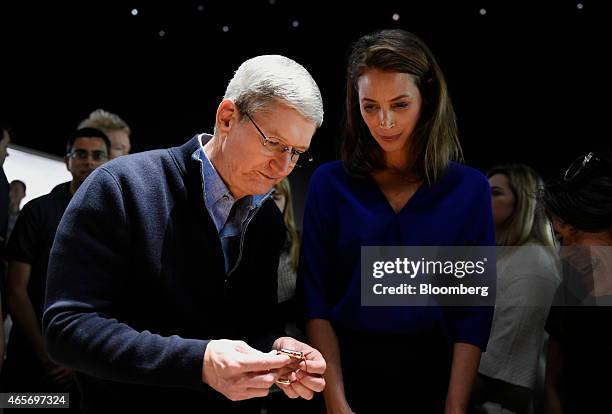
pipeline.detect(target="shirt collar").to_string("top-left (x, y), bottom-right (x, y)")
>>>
top-left (195, 134), bottom-right (274, 230)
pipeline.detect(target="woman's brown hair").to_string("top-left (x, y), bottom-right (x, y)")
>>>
top-left (342, 29), bottom-right (462, 184)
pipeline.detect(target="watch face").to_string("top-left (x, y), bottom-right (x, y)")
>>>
top-left (278, 348), bottom-right (304, 359)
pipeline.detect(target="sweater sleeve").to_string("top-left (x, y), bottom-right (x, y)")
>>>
top-left (298, 168), bottom-right (335, 321)
top-left (43, 168), bottom-right (208, 391)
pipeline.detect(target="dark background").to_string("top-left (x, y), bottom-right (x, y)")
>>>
top-left (1, 0), bottom-right (610, 222)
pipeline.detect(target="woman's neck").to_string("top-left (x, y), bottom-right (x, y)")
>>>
top-left (383, 149), bottom-right (411, 173)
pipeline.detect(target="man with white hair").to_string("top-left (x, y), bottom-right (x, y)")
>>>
top-left (43, 55), bottom-right (326, 412)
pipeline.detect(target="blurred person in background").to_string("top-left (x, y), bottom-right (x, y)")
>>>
top-left (1, 128), bottom-right (110, 402)
top-left (7, 180), bottom-right (26, 240)
top-left (0, 122), bottom-right (11, 373)
top-left (472, 164), bottom-right (560, 414)
top-left (542, 151), bottom-right (612, 414)
top-left (79, 108), bottom-right (132, 159)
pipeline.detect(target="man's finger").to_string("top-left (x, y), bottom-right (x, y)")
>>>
top-left (238, 353), bottom-right (291, 372)
top-left (273, 363), bottom-right (301, 377)
top-left (296, 372), bottom-right (326, 393)
top-left (289, 379), bottom-right (315, 400)
top-left (277, 382), bottom-right (300, 399)
top-left (242, 371), bottom-right (279, 389)
top-left (299, 358), bottom-right (326, 375)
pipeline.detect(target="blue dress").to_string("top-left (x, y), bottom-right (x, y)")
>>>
top-left (299, 161), bottom-right (495, 412)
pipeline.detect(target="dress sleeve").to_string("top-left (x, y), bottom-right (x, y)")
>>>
top-left (445, 173), bottom-right (496, 350)
top-left (298, 168), bottom-right (336, 320)
top-left (43, 168), bottom-right (208, 391)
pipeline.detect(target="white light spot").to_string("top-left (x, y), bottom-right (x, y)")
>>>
top-left (392, 13), bottom-right (400, 21)
top-left (292, 20), bottom-right (299, 28)
top-left (158, 30), bottom-right (166, 37)
top-left (269, 0), bottom-right (276, 4)
top-left (197, 5), bottom-right (204, 12)
top-left (577, 3), bottom-right (584, 10)
top-left (131, 8), bottom-right (138, 16)
top-left (222, 25), bottom-right (229, 33)
top-left (479, 8), bottom-right (487, 16)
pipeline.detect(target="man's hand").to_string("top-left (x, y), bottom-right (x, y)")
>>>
top-left (42, 360), bottom-right (74, 391)
top-left (272, 337), bottom-right (326, 400)
top-left (202, 339), bottom-right (292, 401)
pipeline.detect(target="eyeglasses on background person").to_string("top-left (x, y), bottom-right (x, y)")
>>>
top-left (68, 149), bottom-right (109, 162)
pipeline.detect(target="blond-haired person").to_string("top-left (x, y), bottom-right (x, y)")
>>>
top-left (473, 164), bottom-right (560, 414)
top-left (79, 109), bottom-right (131, 158)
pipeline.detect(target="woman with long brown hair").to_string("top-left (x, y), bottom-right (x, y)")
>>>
top-left (300, 29), bottom-right (495, 413)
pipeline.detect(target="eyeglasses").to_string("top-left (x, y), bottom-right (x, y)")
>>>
top-left (245, 113), bottom-right (313, 168)
top-left (563, 152), bottom-right (605, 182)
top-left (69, 149), bottom-right (109, 162)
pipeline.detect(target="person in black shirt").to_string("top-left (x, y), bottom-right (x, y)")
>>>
top-left (7, 180), bottom-right (27, 240)
top-left (1, 128), bottom-right (110, 394)
top-left (542, 151), bottom-right (612, 414)
top-left (0, 124), bottom-right (10, 246)
top-left (0, 123), bottom-right (11, 371)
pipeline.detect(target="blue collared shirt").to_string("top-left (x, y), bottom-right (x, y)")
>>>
top-left (195, 134), bottom-right (273, 272)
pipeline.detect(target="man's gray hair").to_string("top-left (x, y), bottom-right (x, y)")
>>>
top-left (223, 55), bottom-right (323, 127)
